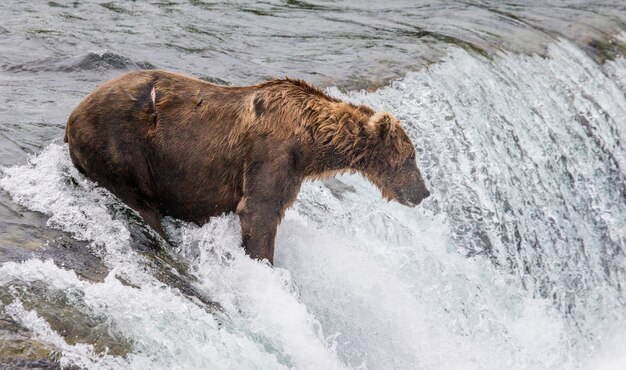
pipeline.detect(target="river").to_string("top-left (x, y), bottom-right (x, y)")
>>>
top-left (0, 1), bottom-right (625, 369)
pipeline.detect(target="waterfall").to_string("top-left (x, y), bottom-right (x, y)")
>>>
top-left (1, 38), bottom-right (624, 369)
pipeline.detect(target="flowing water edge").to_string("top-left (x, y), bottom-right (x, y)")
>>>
top-left (1, 1), bottom-right (625, 369)
top-left (1, 38), bottom-right (625, 369)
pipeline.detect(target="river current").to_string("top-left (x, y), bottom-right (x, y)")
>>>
top-left (0, 1), bottom-right (625, 369)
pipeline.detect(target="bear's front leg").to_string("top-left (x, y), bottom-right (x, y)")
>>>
top-left (238, 203), bottom-right (280, 263)
top-left (237, 156), bottom-right (301, 264)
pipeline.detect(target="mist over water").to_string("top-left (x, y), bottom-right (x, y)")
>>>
top-left (1, 1), bottom-right (625, 369)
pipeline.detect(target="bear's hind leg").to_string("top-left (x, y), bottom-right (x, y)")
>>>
top-left (90, 171), bottom-right (167, 241)
top-left (131, 200), bottom-right (166, 240)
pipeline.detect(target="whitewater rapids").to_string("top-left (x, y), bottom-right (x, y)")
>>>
top-left (1, 38), bottom-right (625, 369)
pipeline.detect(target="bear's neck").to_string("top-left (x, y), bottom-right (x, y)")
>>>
top-left (301, 116), bottom-right (374, 180)
top-left (278, 91), bottom-right (376, 180)
top-left (301, 144), bottom-right (378, 185)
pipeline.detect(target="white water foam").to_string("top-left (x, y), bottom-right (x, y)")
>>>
top-left (0, 146), bottom-right (339, 370)
top-left (4, 297), bottom-right (128, 370)
top-left (604, 33), bottom-right (626, 92)
top-left (1, 38), bottom-right (625, 369)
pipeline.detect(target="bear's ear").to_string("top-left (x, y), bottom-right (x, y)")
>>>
top-left (366, 111), bottom-right (396, 140)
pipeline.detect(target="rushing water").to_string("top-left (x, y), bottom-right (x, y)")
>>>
top-left (1, 1), bottom-right (625, 369)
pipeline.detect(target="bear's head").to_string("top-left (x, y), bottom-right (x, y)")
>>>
top-left (362, 112), bottom-right (430, 207)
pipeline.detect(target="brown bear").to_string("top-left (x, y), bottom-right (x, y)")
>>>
top-left (64, 70), bottom-right (430, 263)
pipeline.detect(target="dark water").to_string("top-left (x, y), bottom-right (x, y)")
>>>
top-left (1, 0), bottom-right (624, 163)
top-left (1, 1), bottom-right (625, 369)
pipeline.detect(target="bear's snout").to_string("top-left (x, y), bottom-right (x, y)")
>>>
top-left (397, 185), bottom-right (430, 207)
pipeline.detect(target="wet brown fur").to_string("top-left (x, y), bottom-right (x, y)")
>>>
top-left (65, 70), bottom-right (428, 263)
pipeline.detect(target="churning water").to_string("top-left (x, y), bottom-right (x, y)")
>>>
top-left (0, 2), bottom-right (625, 369)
